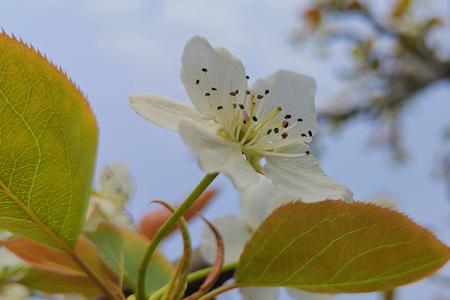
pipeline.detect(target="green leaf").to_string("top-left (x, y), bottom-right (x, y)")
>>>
top-left (0, 33), bottom-right (98, 249)
top-left (20, 268), bottom-right (100, 296)
top-left (87, 223), bottom-right (174, 294)
top-left (235, 200), bottom-right (450, 293)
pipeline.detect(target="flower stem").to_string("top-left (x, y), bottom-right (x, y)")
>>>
top-left (149, 262), bottom-right (237, 300)
top-left (187, 261), bottom-right (236, 283)
top-left (136, 173), bottom-right (219, 300)
top-left (197, 283), bottom-right (240, 300)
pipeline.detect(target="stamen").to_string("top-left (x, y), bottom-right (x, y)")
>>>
top-left (282, 121), bottom-right (289, 128)
top-left (246, 75), bottom-right (250, 79)
top-left (217, 106), bottom-right (223, 110)
top-left (274, 128), bottom-right (279, 134)
top-left (308, 130), bottom-right (313, 137)
top-left (256, 95), bottom-right (264, 99)
top-left (253, 106), bottom-right (282, 132)
top-left (285, 114), bottom-right (291, 119)
top-left (281, 132), bottom-right (288, 139)
top-left (245, 90), bottom-right (251, 95)
top-left (201, 67), bottom-right (208, 72)
top-left (264, 89), bottom-right (270, 95)
top-left (196, 79), bottom-right (200, 85)
top-left (239, 104), bottom-right (245, 109)
top-left (305, 151), bottom-right (310, 155)
top-left (297, 118), bottom-right (303, 122)
top-left (211, 87), bottom-right (217, 91)
top-left (205, 92), bottom-right (211, 97)
top-left (252, 116), bottom-right (258, 122)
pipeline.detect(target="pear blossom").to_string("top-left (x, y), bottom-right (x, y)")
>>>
top-left (85, 164), bottom-right (135, 231)
top-left (201, 175), bottom-right (333, 300)
top-left (130, 36), bottom-right (351, 201)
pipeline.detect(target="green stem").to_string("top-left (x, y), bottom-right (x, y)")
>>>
top-left (136, 173), bottom-right (219, 300)
top-left (187, 261), bottom-right (236, 284)
top-left (197, 283), bottom-right (240, 300)
top-left (150, 262), bottom-right (237, 300)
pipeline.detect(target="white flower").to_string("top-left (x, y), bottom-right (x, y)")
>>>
top-left (85, 164), bottom-right (135, 231)
top-left (201, 175), bottom-right (333, 300)
top-left (98, 164), bottom-right (134, 199)
top-left (130, 36), bottom-right (351, 201)
top-left (0, 284), bottom-right (29, 300)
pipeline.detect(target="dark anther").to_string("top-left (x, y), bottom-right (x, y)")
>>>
top-left (239, 104), bottom-right (245, 109)
top-left (243, 120), bottom-right (247, 124)
top-left (297, 118), bottom-right (303, 122)
top-left (230, 91), bottom-right (236, 96)
top-left (195, 79), bottom-right (200, 85)
top-left (211, 87), bottom-right (217, 91)
top-left (301, 133), bottom-right (307, 137)
top-left (232, 103), bottom-right (237, 108)
top-left (245, 90), bottom-right (251, 95)
top-left (281, 132), bottom-right (288, 139)
top-left (277, 106), bottom-right (282, 112)
top-left (201, 68), bottom-right (208, 72)
top-left (246, 75), bottom-right (250, 79)
top-left (305, 151), bottom-right (310, 155)
top-left (217, 106), bottom-right (223, 110)
top-left (285, 114), bottom-right (291, 119)
top-left (264, 89), bottom-right (270, 95)
top-left (256, 95), bottom-right (264, 99)
top-left (282, 121), bottom-right (289, 128)
top-left (274, 128), bottom-right (279, 134)
top-left (235, 89), bottom-right (239, 95)
top-left (205, 92), bottom-right (211, 96)
top-left (308, 130), bottom-right (312, 137)
top-left (252, 116), bottom-right (258, 122)
top-left (267, 129), bottom-right (272, 134)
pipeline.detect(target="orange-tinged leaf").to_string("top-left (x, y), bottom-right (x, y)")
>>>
top-left (0, 32), bottom-right (98, 249)
top-left (236, 200), bottom-right (450, 293)
top-left (1, 237), bottom-right (82, 276)
top-left (20, 268), bottom-right (100, 296)
top-left (1, 235), bottom-right (121, 289)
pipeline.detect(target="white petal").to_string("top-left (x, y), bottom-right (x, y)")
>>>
top-left (263, 146), bottom-right (352, 202)
top-left (129, 94), bottom-right (205, 131)
top-left (287, 288), bottom-right (333, 300)
top-left (200, 216), bottom-right (251, 264)
top-left (252, 70), bottom-right (317, 142)
top-left (178, 119), bottom-right (259, 189)
top-left (240, 174), bottom-right (295, 228)
top-left (181, 36), bottom-right (248, 115)
top-left (240, 287), bottom-right (279, 300)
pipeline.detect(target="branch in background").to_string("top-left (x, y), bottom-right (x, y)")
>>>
top-left (295, 0), bottom-right (450, 160)
top-left (383, 289), bottom-right (396, 300)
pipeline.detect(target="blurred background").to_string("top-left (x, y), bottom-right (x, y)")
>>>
top-left (1, 0), bottom-right (450, 299)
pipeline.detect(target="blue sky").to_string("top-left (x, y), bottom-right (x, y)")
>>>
top-left (1, 1), bottom-right (450, 299)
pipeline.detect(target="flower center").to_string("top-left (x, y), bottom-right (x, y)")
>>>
top-left (196, 68), bottom-right (312, 159)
